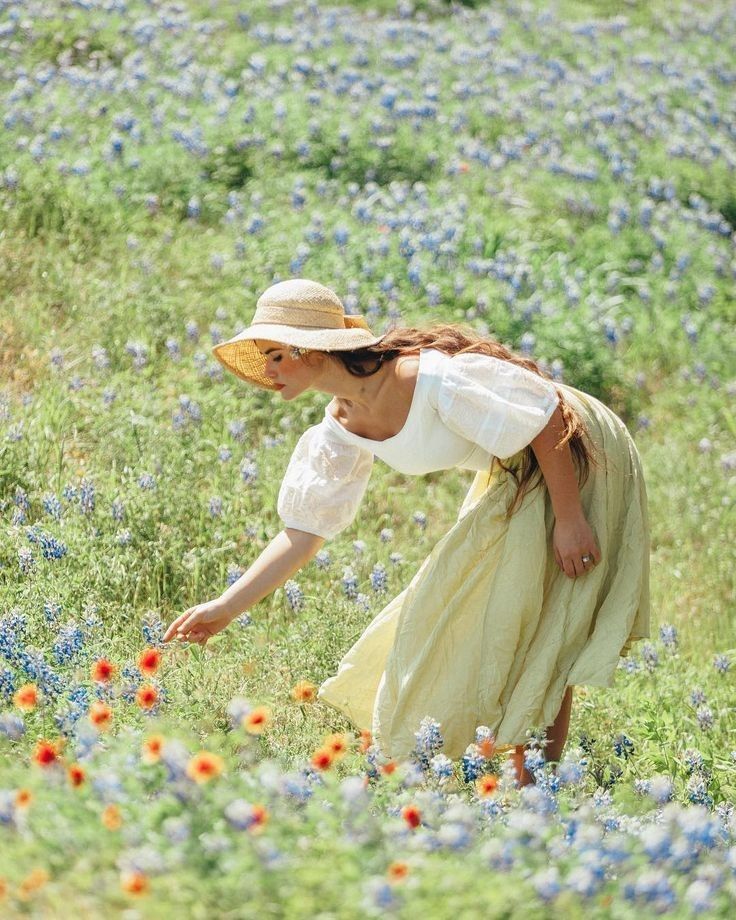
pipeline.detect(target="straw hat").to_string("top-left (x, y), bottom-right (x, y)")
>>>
top-left (212, 279), bottom-right (384, 389)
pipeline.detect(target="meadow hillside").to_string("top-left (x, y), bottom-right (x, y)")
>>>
top-left (0, 0), bottom-right (735, 916)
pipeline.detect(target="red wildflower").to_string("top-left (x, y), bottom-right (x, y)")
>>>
top-left (186, 751), bottom-right (224, 784)
top-left (33, 740), bottom-right (60, 767)
top-left (68, 764), bottom-right (86, 787)
top-left (89, 701), bottom-right (113, 730)
top-left (401, 804), bottom-right (421, 829)
top-left (91, 658), bottom-right (117, 682)
top-left (135, 684), bottom-right (158, 710)
top-left (138, 648), bottom-right (161, 676)
top-left (310, 747), bottom-right (334, 771)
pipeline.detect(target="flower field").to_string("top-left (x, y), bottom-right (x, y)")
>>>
top-left (1, 0), bottom-right (735, 916)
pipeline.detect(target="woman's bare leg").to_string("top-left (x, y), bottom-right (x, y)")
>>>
top-left (544, 685), bottom-right (574, 763)
top-left (508, 686), bottom-right (574, 786)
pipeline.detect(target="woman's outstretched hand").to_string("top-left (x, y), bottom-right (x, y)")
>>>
top-left (163, 599), bottom-right (236, 646)
top-left (553, 513), bottom-right (601, 579)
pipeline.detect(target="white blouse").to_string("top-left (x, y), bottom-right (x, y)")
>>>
top-left (277, 348), bottom-right (559, 539)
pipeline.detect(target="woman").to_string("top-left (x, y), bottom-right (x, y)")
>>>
top-left (163, 279), bottom-right (650, 785)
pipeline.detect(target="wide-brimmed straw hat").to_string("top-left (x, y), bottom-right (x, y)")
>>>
top-left (212, 279), bottom-right (384, 389)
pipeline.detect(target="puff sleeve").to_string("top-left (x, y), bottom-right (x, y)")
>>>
top-left (277, 422), bottom-right (374, 539)
top-left (431, 352), bottom-right (559, 459)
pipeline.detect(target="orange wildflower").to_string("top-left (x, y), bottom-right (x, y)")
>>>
top-left (91, 658), bottom-right (117, 682)
top-left (186, 751), bottom-right (224, 784)
top-left (135, 683), bottom-right (159, 710)
top-left (33, 740), bottom-right (60, 767)
top-left (0, 877), bottom-right (6, 900)
top-left (138, 648), bottom-right (161, 676)
top-left (121, 871), bottom-right (149, 896)
top-left (323, 733), bottom-right (349, 760)
top-left (250, 804), bottom-right (269, 833)
top-left (358, 729), bottom-right (373, 753)
top-left (387, 861), bottom-right (410, 883)
top-left (380, 760), bottom-right (397, 775)
top-left (18, 868), bottom-right (49, 899)
top-left (290, 680), bottom-right (317, 703)
top-left (476, 773), bottom-right (499, 797)
top-left (310, 747), bottom-right (334, 771)
top-left (102, 804), bottom-right (122, 830)
top-left (15, 789), bottom-right (33, 809)
top-left (478, 737), bottom-right (496, 759)
top-left (14, 683), bottom-right (38, 710)
top-left (242, 705), bottom-right (272, 735)
top-left (142, 734), bottom-right (165, 764)
top-left (68, 764), bottom-right (86, 787)
top-left (89, 700), bottom-right (113, 730)
top-left (401, 804), bottom-right (421, 829)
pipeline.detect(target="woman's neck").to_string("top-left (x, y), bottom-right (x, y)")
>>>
top-left (313, 357), bottom-right (394, 411)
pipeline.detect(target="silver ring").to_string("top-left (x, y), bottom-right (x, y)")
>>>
top-left (581, 554), bottom-right (592, 564)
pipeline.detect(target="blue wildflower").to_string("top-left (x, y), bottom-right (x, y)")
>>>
top-left (52, 620), bottom-right (85, 664)
top-left (284, 580), bottom-right (304, 612)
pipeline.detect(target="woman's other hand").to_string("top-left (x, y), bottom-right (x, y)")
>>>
top-left (163, 599), bottom-right (236, 646)
top-left (553, 513), bottom-right (601, 579)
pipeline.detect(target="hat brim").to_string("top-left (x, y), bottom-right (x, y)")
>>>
top-left (212, 318), bottom-right (385, 389)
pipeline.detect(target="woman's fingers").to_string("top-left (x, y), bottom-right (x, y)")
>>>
top-left (163, 608), bottom-right (195, 642)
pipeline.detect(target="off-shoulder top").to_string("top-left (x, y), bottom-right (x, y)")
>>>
top-left (277, 348), bottom-right (559, 539)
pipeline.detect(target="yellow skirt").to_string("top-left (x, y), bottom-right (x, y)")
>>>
top-left (317, 383), bottom-right (651, 761)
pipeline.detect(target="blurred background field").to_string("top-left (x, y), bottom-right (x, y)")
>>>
top-left (0, 0), bottom-right (735, 915)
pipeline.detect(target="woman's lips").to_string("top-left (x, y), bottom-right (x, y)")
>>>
top-left (274, 384), bottom-right (285, 390)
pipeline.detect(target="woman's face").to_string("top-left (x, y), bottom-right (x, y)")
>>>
top-left (254, 339), bottom-right (325, 400)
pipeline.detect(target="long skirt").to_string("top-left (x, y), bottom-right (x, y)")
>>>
top-left (317, 383), bottom-right (651, 761)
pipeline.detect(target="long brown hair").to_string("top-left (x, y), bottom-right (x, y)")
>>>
top-left (326, 324), bottom-right (599, 519)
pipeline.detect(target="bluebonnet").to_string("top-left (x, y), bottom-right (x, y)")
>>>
top-left (208, 496), bottom-right (223, 517)
top-left (284, 580), bottom-right (304, 612)
top-left (613, 733), bottom-right (634, 758)
top-left (342, 567), bottom-right (358, 599)
top-left (659, 623), bottom-right (678, 649)
top-left (713, 653), bottom-right (730, 673)
top-left (689, 687), bottom-right (707, 706)
top-left (430, 753), bottom-right (454, 780)
top-left (92, 345), bottom-right (110, 371)
top-left (460, 744), bottom-right (486, 782)
top-left (79, 478), bottom-right (96, 515)
top-left (413, 716), bottom-right (444, 769)
top-left (52, 621), bottom-right (85, 664)
top-left (16, 648), bottom-right (63, 699)
top-left (369, 563), bottom-right (387, 594)
top-left (141, 612), bottom-right (165, 648)
top-left (412, 510), bottom-right (427, 529)
top-left (240, 459), bottom-right (258, 484)
top-left (43, 601), bottom-right (62, 625)
top-left (227, 565), bottom-right (244, 586)
top-left (42, 493), bottom-right (62, 520)
top-left (18, 547), bottom-right (35, 574)
top-left (25, 526), bottom-right (67, 560)
top-left (138, 473), bottom-right (156, 490)
top-left (0, 668), bottom-right (15, 702)
top-left (640, 642), bottom-right (659, 670)
top-left (314, 549), bottom-right (331, 569)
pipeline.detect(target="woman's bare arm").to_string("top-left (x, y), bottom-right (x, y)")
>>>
top-left (530, 405), bottom-right (601, 577)
top-left (163, 528), bottom-right (324, 643)
top-left (529, 405), bottom-right (583, 523)
top-left (217, 527), bottom-right (325, 618)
